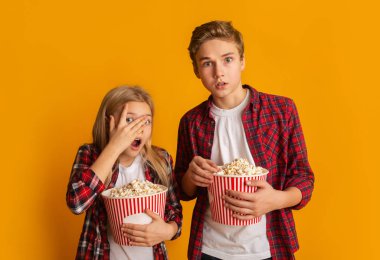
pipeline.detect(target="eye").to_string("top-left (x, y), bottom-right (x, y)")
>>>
top-left (126, 117), bottom-right (134, 124)
top-left (145, 119), bottom-right (152, 125)
top-left (225, 57), bottom-right (233, 63)
top-left (202, 61), bottom-right (212, 67)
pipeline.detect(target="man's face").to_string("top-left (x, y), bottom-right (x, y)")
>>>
top-left (194, 39), bottom-right (245, 103)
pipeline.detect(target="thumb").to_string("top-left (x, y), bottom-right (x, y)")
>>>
top-left (145, 208), bottom-right (161, 220)
top-left (247, 179), bottom-right (268, 188)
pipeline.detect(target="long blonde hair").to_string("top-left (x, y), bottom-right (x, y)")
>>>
top-left (92, 85), bottom-right (170, 187)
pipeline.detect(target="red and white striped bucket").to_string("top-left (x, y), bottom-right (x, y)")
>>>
top-left (101, 186), bottom-right (167, 245)
top-left (208, 171), bottom-right (268, 226)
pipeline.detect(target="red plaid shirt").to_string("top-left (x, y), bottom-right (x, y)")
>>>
top-left (174, 85), bottom-right (314, 260)
top-left (66, 144), bottom-right (182, 260)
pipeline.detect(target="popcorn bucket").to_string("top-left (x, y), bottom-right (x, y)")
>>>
top-left (208, 170), bottom-right (269, 226)
top-left (101, 186), bottom-right (167, 245)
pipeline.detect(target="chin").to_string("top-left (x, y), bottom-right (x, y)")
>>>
top-left (212, 90), bottom-right (229, 99)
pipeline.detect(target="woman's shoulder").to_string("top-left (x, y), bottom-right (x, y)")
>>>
top-left (151, 145), bottom-right (172, 159)
top-left (76, 143), bottom-right (101, 156)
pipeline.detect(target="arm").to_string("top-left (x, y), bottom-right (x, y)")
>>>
top-left (224, 180), bottom-right (302, 219)
top-left (284, 99), bottom-right (314, 209)
top-left (91, 104), bottom-right (149, 183)
top-left (174, 116), bottom-right (218, 199)
top-left (174, 116), bottom-right (196, 200)
top-left (223, 99), bottom-right (314, 218)
top-left (181, 156), bottom-right (218, 197)
top-left (121, 152), bottom-right (183, 246)
top-left (163, 152), bottom-right (183, 240)
top-left (66, 144), bottom-right (106, 215)
top-left (122, 209), bottom-right (179, 247)
top-left (66, 104), bottom-right (149, 214)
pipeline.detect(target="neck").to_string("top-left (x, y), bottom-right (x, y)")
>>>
top-left (118, 154), bottom-right (136, 167)
top-left (213, 85), bottom-right (247, 109)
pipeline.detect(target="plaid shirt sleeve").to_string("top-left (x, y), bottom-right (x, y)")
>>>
top-left (284, 100), bottom-right (314, 210)
top-left (66, 144), bottom-right (106, 215)
top-left (163, 151), bottom-right (183, 240)
top-left (174, 115), bottom-right (198, 201)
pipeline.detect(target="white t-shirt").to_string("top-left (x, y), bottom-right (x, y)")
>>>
top-left (202, 91), bottom-right (271, 260)
top-left (107, 155), bottom-right (154, 260)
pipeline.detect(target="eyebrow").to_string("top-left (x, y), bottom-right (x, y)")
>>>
top-left (126, 112), bottom-right (152, 116)
top-left (221, 52), bottom-right (235, 57)
top-left (198, 52), bottom-right (236, 61)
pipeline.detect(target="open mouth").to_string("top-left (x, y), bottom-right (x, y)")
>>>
top-left (131, 138), bottom-right (141, 148)
top-left (216, 81), bottom-right (226, 88)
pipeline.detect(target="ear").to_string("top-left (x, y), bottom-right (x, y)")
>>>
top-left (240, 55), bottom-right (246, 71)
top-left (193, 63), bottom-right (200, 78)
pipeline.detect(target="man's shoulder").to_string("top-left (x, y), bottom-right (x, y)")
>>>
top-left (181, 100), bottom-right (209, 121)
top-left (256, 89), bottom-right (293, 106)
top-left (254, 88), bottom-right (295, 114)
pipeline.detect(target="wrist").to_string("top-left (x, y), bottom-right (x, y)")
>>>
top-left (165, 221), bottom-right (178, 240)
top-left (182, 170), bottom-right (197, 196)
top-left (275, 190), bottom-right (287, 210)
top-left (104, 141), bottom-right (124, 156)
top-left (276, 187), bottom-right (302, 209)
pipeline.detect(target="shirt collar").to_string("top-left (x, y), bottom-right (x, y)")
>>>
top-left (205, 84), bottom-right (258, 118)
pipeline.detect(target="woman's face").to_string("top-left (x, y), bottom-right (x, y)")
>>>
top-left (113, 101), bottom-right (152, 165)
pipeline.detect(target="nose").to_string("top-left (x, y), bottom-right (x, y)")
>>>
top-left (214, 62), bottom-right (224, 79)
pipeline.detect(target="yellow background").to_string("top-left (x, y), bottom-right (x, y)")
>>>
top-left (1, 1), bottom-right (379, 259)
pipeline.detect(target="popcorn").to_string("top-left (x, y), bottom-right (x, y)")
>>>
top-left (109, 179), bottom-right (166, 198)
top-left (102, 179), bottom-right (167, 245)
top-left (208, 158), bottom-right (269, 226)
top-left (216, 158), bottom-right (267, 176)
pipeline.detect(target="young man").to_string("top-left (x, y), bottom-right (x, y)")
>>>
top-left (174, 21), bottom-right (314, 260)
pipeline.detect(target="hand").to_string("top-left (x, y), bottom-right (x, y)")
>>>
top-left (186, 156), bottom-right (219, 187)
top-left (108, 104), bottom-right (148, 154)
top-left (223, 180), bottom-right (282, 219)
top-left (121, 209), bottom-right (177, 247)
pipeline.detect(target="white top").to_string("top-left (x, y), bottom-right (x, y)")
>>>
top-left (107, 155), bottom-right (154, 260)
top-left (202, 91), bottom-right (271, 260)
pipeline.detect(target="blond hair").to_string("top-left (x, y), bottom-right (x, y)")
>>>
top-left (188, 20), bottom-right (244, 68)
top-left (92, 85), bottom-right (170, 187)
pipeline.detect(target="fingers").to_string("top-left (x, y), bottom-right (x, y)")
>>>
top-left (122, 223), bottom-right (146, 232)
top-left (224, 194), bottom-right (253, 209)
top-left (145, 208), bottom-right (160, 220)
top-left (191, 177), bottom-right (212, 187)
top-left (129, 116), bottom-right (149, 133)
top-left (126, 232), bottom-right (157, 247)
top-left (189, 166), bottom-right (213, 187)
top-left (231, 213), bottom-right (256, 220)
top-left (191, 162), bottom-right (213, 179)
top-left (193, 156), bottom-right (219, 172)
top-left (119, 116), bottom-right (148, 140)
top-left (109, 115), bottom-right (115, 133)
top-left (188, 157), bottom-right (219, 187)
top-left (129, 240), bottom-right (150, 247)
top-left (246, 179), bottom-right (268, 188)
top-left (223, 195), bottom-right (258, 218)
top-left (225, 202), bottom-right (253, 216)
top-left (121, 224), bottom-right (154, 247)
top-left (225, 190), bottom-right (254, 201)
top-left (119, 103), bottom-right (129, 124)
top-left (117, 103), bottom-right (149, 133)
top-left (123, 227), bottom-right (146, 237)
